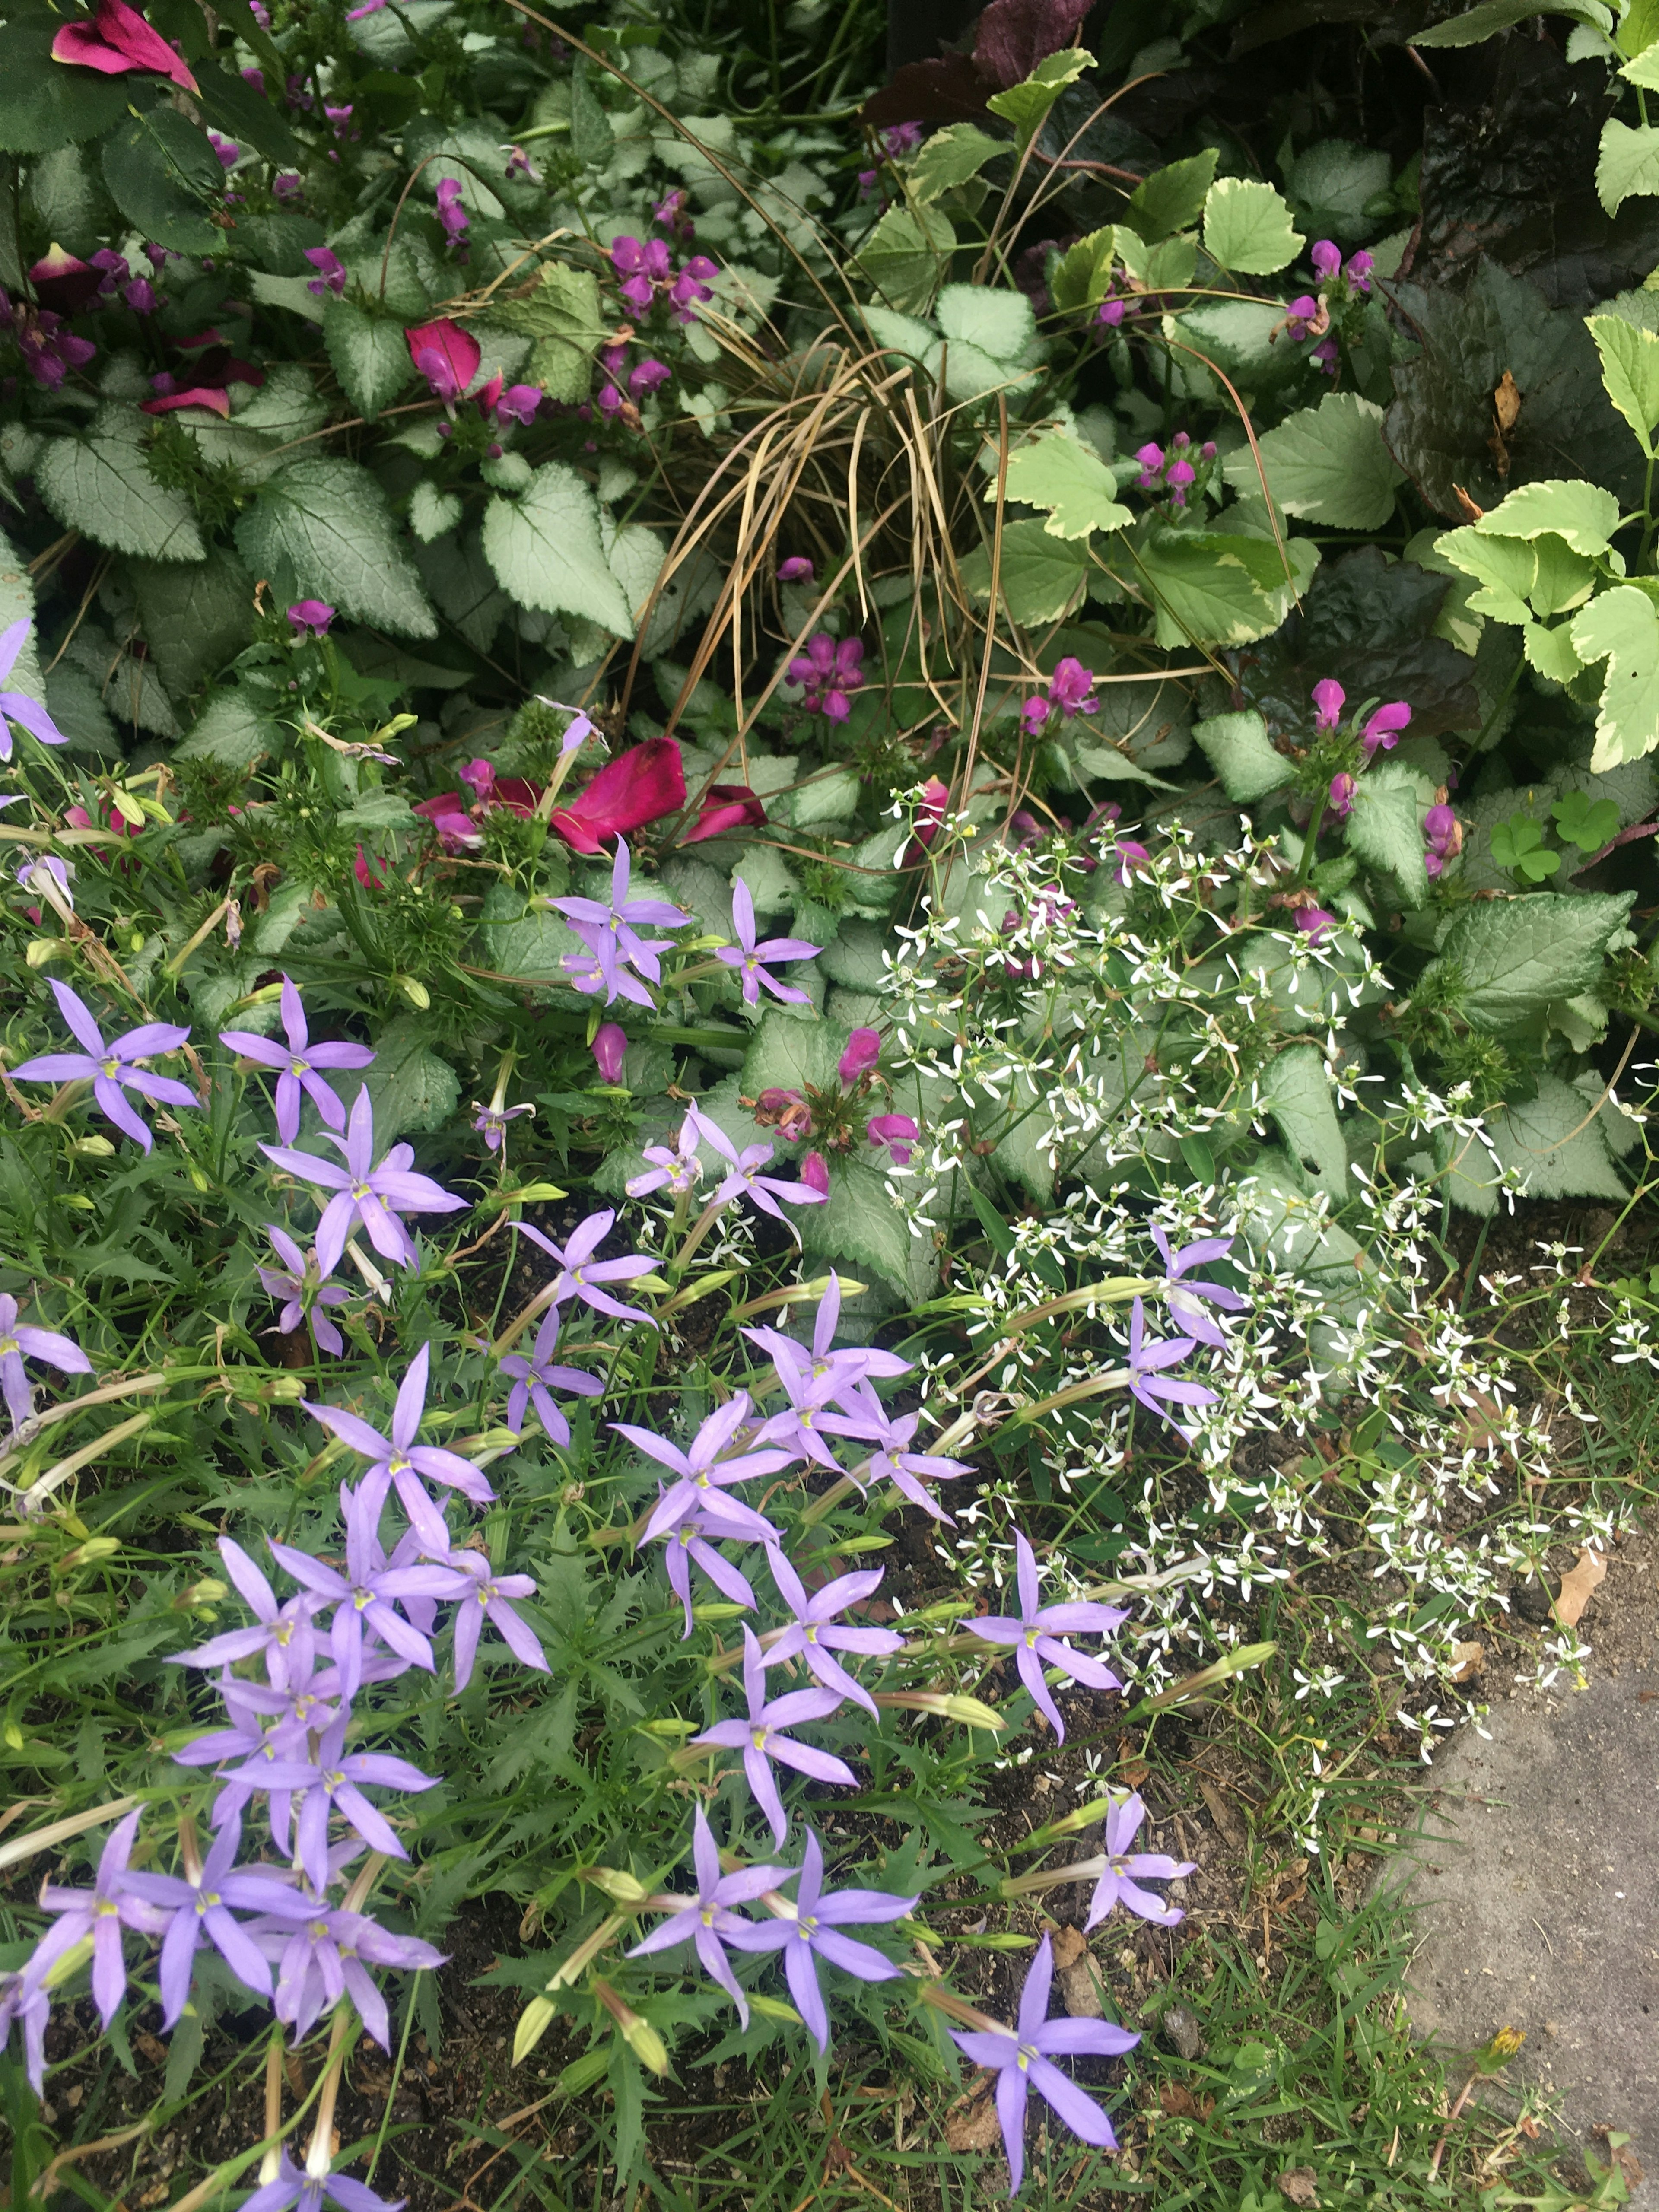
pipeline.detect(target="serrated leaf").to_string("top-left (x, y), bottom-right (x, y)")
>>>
top-left (175, 690), bottom-right (281, 767)
top-left (984, 47), bottom-right (1090, 148)
top-left (128, 553), bottom-right (254, 696)
top-left (910, 123), bottom-right (1004, 203)
top-left (1413, 0), bottom-right (1557, 43)
top-left (1202, 177), bottom-right (1304, 274)
top-left (999, 433), bottom-right (1132, 539)
top-left (1259, 1043), bottom-right (1346, 1199)
top-left (411, 531), bottom-right (507, 655)
top-left (1473, 477), bottom-right (1620, 555)
top-left (38, 425), bottom-right (204, 563)
top-left (1427, 890), bottom-right (1636, 1032)
top-left (408, 482), bottom-right (461, 543)
top-left (1587, 311), bottom-right (1659, 458)
top-left (481, 463), bottom-right (635, 636)
top-left (1128, 528), bottom-right (1291, 648)
top-left (1191, 709), bottom-right (1291, 801)
top-left (1181, 296), bottom-right (1309, 391)
top-left (495, 264), bottom-right (606, 406)
top-left (1522, 619), bottom-right (1583, 681)
top-left (935, 283), bottom-right (1036, 363)
top-left (1344, 757), bottom-right (1432, 907)
top-left (1572, 585), bottom-right (1659, 767)
top-left (361, 1017), bottom-right (460, 1141)
top-left (958, 518), bottom-right (1088, 625)
top-left (236, 458), bottom-right (434, 638)
top-left (322, 298), bottom-right (411, 421)
top-left (1598, 118), bottom-right (1659, 215)
top-left (570, 54), bottom-right (614, 167)
top-left (1048, 226), bottom-right (1119, 314)
top-left (1441, 1072), bottom-right (1628, 1215)
top-left (1284, 138), bottom-right (1391, 245)
top-left (102, 111), bottom-right (222, 254)
top-left (852, 204), bottom-right (956, 315)
top-left (1126, 150), bottom-right (1217, 243)
top-left (1224, 392), bottom-right (1404, 529)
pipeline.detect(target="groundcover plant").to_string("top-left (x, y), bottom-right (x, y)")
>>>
top-left (0, 0), bottom-right (1658, 2197)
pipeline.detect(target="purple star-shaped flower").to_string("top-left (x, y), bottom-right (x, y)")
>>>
top-left (220, 978), bottom-right (375, 1145)
top-left (123, 1812), bottom-right (296, 2026)
top-left (693, 1627), bottom-right (855, 1844)
top-left (626, 1805), bottom-right (794, 2027)
top-left (761, 1550), bottom-right (903, 1717)
top-left (258, 1225), bottom-right (352, 1358)
top-left (657, 1503), bottom-right (760, 1638)
top-left (253, 1901), bottom-right (445, 2048)
top-left (1083, 1792), bottom-right (1196, 1932)
top-left (715, 878), bottom-right (819, 1006)
top-left (1123, 1296), bottom-right (1215, 1433)
top-left (25, 1811), bottom-right (167, 2029)
top-left (268, 1484), bottom-right (461, 1698)
top-left (430, 1548), bottom-right (548, 1690)
top-left (12, 979), bottom-right (195, 1152)
top-left (240, 2150), bottom-right (404, 2212)
top-left (262, 1086), bottom-right (467, 1278)
top-left (948, 1935), bottom-right (1139, 2191)
top-left (832, 1392), bottom-right (970, 1522)
top-left (305, 1345), bottom-right (496, 1554)
top-left (0, 1292), bottom-right (90, 1431)
top-left (625, 1115), bottom-right (702, 1200)
top-left (690, 1104), bottom-right (827, 1232)
top-left (967, 1533), bottom-right (1126, 1744)
top-left (0, 1969), bottom-right (49, 2096)
top-left (0, 617), bottom-right (67, 757)
top-left (1150, 1226), bottom-right (1245, 1349)
top-left (499, 1306), bottom-right (603, 1444)
top-left (232, 1714), bottom-right (438, 1891)
top-left (550, 838), bottom-right (690, 1006)
top-left (621, 1394), bottom-right (792, 1546)
top-left (513, 1207), bottom-right (657, 1325)
top-left (725, 1828), bottom-right (916, 2054)
top-left (744, 1273), bottom-right (910, 1438)
top-left (170, 1534), bottom-right (318, 1689)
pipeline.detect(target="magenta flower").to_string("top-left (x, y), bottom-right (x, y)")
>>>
top-left (261, 1087), bottom-right (466, 1277)
top-left (50, 0), bottom-right (199, 92)
top-left (610, 234), bottom-right (672, 313)
top-left (304, 1343), bottom-right (495, 1553)
top-left (304, 248), bottom-right (346, 298)
top-left (1284, 293), bottom-right (1325, 342)
top-left (257, 1224), bottom-right (351, 1358)
top-left (626, 1115), bottom-right (702, 1200)
top-left (499, 1306), bottom-right (602, 1444)
top-left (624, 1392), bottom-right (791, 1545)
top-left (592, 1022), bottom-right (628, 1082)
top-left (287, 600), bottom-right (335, 636)
top-left (12, 978), bottom-right (194, 1151)
top-left (1311, 678), bottom-right (1344, 732)
top-left (800, 1150), bottom-right (830, 1197)
top-left (725, 1828), bottom-right (916, 2053)
top-left (627, 1805), bottom-right (793, 2027)
top-left (689, 1103), bottom-right (828, 1229)
top-left (25, 1812), bottom-right (167, 2029)
top-left (693, 1628), bottom-right (856, 1844)
top-left (948, 1936), bottom-right (1139, 2190)
top-left (123, 1812), bottom-right (291, 2025)
top-left (967, 1533), bottom-right (1125, 1742)
top-left (717, 878), bottom-right (820, 1006)
top-left (1083, 1792), bottom-right (1196, 1931)
top-left (404, 318), bottom-right (480, 403)
top-left (778, 555), bottom-right (814, 583)
top-left (1424, 800), bottom-right (1461, 878)
top-left (0, 1293), bottom-right (89, 1431)
top-left (629, 357), bottom-right (670, 400)
top-left (762, 1550), bottom-right (903, 1716)
top-left (432, 1549), bottom-right (548, 1690)
top-left (0, 618), bottom-right (67, 756)
top-left (839, 1029), bottom-right (881, 1085)
top-left (1124, 1296), bottom-right (1215, 1432)
top-left (1345, 249), bottom-right (1374, 294)
top-left (1327, 770), bottom-right (1355, 819)
top-left (1310, 239), bottom-right (1342, 282)
top-left (220, 977), bottom-right (375, 1144)
top-left (1134, 441), bottom-right (1164, 488)
top-left (786, 633), bottom-right (864, 721)
top-left (268, 1484), bottom-right (459, 1697)
top-left (434, 176), bottom-right (469, 245)
top-left (867, 1112), bottom-right (918, 1166)
top-left (670, 253), bottom-right (718, 323)
top-left (513, 1206), bottom-right (657, 1324)
top-left (1149, 1225), bottom-right (1245, 1349)
top-left (1294, 904), bottom-right (1336, 944)
top-left (1360, 701), bottom-right (1411, 756)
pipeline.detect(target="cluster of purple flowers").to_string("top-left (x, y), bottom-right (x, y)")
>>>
top-left (1020, 654), bottom-right (1098, 738)
top-left (787, 632), bottom-right (864, 721)
top-left (608, 234), bottom-right (719, 326)
top-left (435, 177), bottom-right (469, 257)
top-left (1132, 431), bottom-right (1217, 510)
top-left (0, 289), bottom-right (97, 391)
top-left (1283, 239), bottom-right (1373, 374)
top-left (596, 340), bottom-right (671, 422)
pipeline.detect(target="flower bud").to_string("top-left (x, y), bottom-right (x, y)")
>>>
top-left (838, 1027), bottom-right (881, 1086)
top-left (591, 1022), bottom-right (627, 1083)
top-left (800, 1150), bottom-right (830, 1197)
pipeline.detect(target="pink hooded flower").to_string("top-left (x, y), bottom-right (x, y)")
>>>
top-left (868, 1113), bottom-right (919, 1166)
top-left (1360, 702), bottom-right (1411, 756)
top-left (404, 318), bottom-right (480, 403)
top-left (1312, 679), bottom-right (1345, 733)
top-left (548, 738), bottom-right (687, 855)
top-left (683, 784), bottom-right (767, 844)
top-left (51, 0), bottom-right (198, 92)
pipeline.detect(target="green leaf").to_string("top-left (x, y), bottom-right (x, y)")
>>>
top-left (569, 55), bottom-right (615, 168)
top-left (1048, 226), bottom-right (1119, 314)
top-left (1522, 618), bottom-right (1583, 682)
top-left (1223, 392), bottom-right (1404, 529)
top-left (984, 47), bottom-right (1090, 149)
top-left (129, 554), bottom-right (254, 695)
top-left (1180, 296), bottom-right (1311, 391)
top-left (235, 458), bottom-right (435, 638)
top-left (1426, 890), bottom-right (1635, 1032)
top-left (1202, 177), bottom-right (1305, 274)
top-left (408, 482), bottom-right (461, 543)
top-left (1191, 709), bottom-right (1291, 801)
top-left (1412, 0), bottom-right (1557, 44)
top-left (1125, 149), bottom-right (1218, 243)
top-left (1597, 119), bottom-right (1659, 216)
top-left (1441, 1073), bottom-right (1628, 1215)
top-left (1283, 139), bottom-right (1392, 245)
top-left (362, 1016), bottom-right (459, 1141)
top-left (1259, 1044), bottom-right (1346, 1199)
top-left (191, 61), bottom-right (300, 163)
top-left (322, 298), bottom-right (411, 421)
top-left (1473, 478), bottom-right (1621, 555)
top-left (958, 518), bottom-right (1088, 626)
top-left (37, 422), bottom-right (205, 563)
top-left (1344, 758), bottom-right (1432, 906)
top-left (493, 264), bottom-right (607, 407)
top-left (1571, 584), bottom-right (1659, 769)
top-left (1551, 788), bottom-right (1622, 852)
top-left (411, 531), bottom-right (507, 655)
top-left (999, 433), bottom-right (1132, 539)
top-left (101, 111), bottom-right (222, 255)
top-left (935, 283), bottom-right (1036, 363)
top-left (1433, 526), bottom-right (1535, 623)
top-left (0, 17), bottom-right (128, 154)
top-left (1128, 528), bottom-right (1292, 648)
top-left (175, 690), bottom-right (281, 768)
top-left (1490, 814), bottom-right (1561, 881)
top-left (1587, 312), bottom-right (1659, 457)
top-left (909, 123), bottom-right (1004, 204)
top-left (481, 462), bottom-right (635, 636)
top-left (852, 204), bottom-right (956, 315)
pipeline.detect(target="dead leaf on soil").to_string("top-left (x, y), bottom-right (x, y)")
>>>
top-left (944, 2086), bottom-right (1004, 2154)
top-left (1049, 1925), bottom-right (1106, 2018)
top-left (1450, 1641), bottom-right (1484, 1682)
top-left (1554, 1545), bottom-right (1608, 1630)
top-left (1160, 2082), bottom-right (1215, 2119)
top-left (1278, 2168), bottom-right (1320, 2206)
top-left (1195, 1775), bottom-right (1248, 1848)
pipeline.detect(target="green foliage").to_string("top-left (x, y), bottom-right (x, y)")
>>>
top-left (1201, 177), bottom-right (1305, 273)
